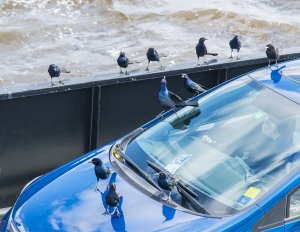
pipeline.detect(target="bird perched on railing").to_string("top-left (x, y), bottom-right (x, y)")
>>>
top-left (266, 44), bottom-right (279, 68)
top-left (48, 64), bottom-right (70, 86)
top-left (196, 37), bottom-right (218, 66)
top-left (155, 172), bottom-right (176, 202)
top-left (229, 35), bottom-right (241, 59)
top-left (89, 158), bottom-right (111, 191)
top-left (117, 51), bottom-right (140, 75)
top-left (146, 48), bottom-right (166, 71)
top-left (158, 77), bottom-right (199, 113)
top-left (181, 73), bottom-right (207, 95)
top-left (105, 183), bottom-right (121, 217)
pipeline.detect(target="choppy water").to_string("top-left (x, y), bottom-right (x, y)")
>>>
top-left (1, 0), bottom-right (300, 86)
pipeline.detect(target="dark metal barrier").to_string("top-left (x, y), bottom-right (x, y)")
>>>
top-left (1, 50), bottom-right (300, 208)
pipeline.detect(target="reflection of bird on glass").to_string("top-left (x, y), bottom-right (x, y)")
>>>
top-left (105, 183), bottom-right (121, 217)
top-left (270, 65), bottom-right (286, 84)
top-left (89, 158), bottom-right (111, 191)
top-left (162, 204), bottom-right (176, 222)
top-left (181, 73), bottom-right (207, 95)
top-left (110, 196), bottom-right (126, 231)
top-left (155, 172), bottom-right (176, 203)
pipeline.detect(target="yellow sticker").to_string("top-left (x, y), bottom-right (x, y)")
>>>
top-left (244, 187), bottom-right (261, 199)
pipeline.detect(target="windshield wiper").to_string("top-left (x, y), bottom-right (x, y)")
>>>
top-left (147, 160), bottom-right (210, 215)
top-left (113, 148), bottom-right (162, 192)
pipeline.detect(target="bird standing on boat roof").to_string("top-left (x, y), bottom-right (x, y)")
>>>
top-left (89, 158), bottom-right (111, 191)
top-left (196, 37), bottom-right (218, 66)
top-left (105, 183), bottom-right (121, 217)
top-left (158, 77), bottom-right (199, 113)
top-left (117, 51), bottom-right (140, 75)
top-left (48, 64), bottom-right (70, 86)
top-left (229, 35), bottom-right (241, 59)
top-left (266, 44), bottom-right (279, 68)
top-left (181, 73), bottom-right (207, 95)
top-left (155, 172), bottom-right (176, 203)
top-left (146, 48), bottom-right (165, 71)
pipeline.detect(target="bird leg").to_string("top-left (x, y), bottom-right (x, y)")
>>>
top-left (196, 58), bottom-right (201, 66)
top-left (94, 180), bottom-right (99, 192)
top-left (115, 207), bottom-right (121, 217)
top-left (51, 78), bottom-right (55, 86)
top-left (145, 61), bottom-right (150, 71)
top-left (236, 50), bottom-right (240, 60)
top-left (268, 60), bottom-right (271, 69)
top-left (119, 67), bottom-right (124, 75)
top-left (104, 206), bottom-right (109, 216)
top-left (203, 56), bottom-right (208, 65)
top-left (125, 69), bottom-right (129, 75)
top-left (58, 78), bottom-right (64, 85)
top-left (229, 50), bottom-right (233, 59)
top-left (275, 60), bottom-right (278, 67)
top-left (159, 61), bottom-right (165, 70)
top-left (166, 190), bottom-right (172, 203)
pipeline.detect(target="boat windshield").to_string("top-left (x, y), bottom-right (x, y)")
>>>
top-left (125, 75), bottom-right (300, 216)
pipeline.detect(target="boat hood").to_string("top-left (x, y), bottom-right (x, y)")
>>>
top-left (10, 144), bottom-right (221, 232)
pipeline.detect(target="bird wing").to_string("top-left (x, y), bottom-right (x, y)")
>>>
top-left (189, 80), bottom-right (205, 93)
top-left (229, 39), bottom-right (234, 48)
top-left (168, 91), bottom-right (183, 102)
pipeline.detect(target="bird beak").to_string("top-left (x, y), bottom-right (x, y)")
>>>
top-left (204, 38), bottom-right (207, 40)
top-left (154, 173), bottom-right (159, 176)
top-left (88, 161), bottom-right (92, 163)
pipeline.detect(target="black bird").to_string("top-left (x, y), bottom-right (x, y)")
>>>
top-left (182, 73), bottom-right (207, 95)
top-left (105, 183), bottom-right (121, 217)
top-left (156, 172), bottom-right (176, 202)
top-left (229, 35), bottom-right (241, 59)
top-left (195, 37), bottom-right (218, 65)
top-left (158, 77), bottom-right (199, 113)
top-left (89, 158), bottom-right (111, 191)
top-left (117, 51), bottom-right (140, 75)
top-left (146, 48), bottom-right (165, 71)
top-left (266, 44), bottom-right (279, 68)
top-left (48, 64), bottom-right (70, 86)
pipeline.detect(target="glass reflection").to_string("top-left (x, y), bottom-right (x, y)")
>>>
top-left (270, 65), bottom-right (286, 84)
top-left (125, 76), bottom-right (300, 216)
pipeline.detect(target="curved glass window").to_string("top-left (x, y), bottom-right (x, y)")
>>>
top-left (125, 76), bottom-right (300, 216)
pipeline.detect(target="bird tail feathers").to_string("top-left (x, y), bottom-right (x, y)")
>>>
top-left (206, 53), bottom-right (218, 56)
top-left (128, 60), bottom-right (141, 64)
top-left (175, 101), bottom-right (199, 108)
top-left (159, 53), bottom-right (168, 58)
top-left (61, 67), bottom-right (71, 73)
